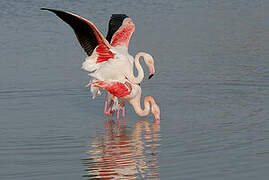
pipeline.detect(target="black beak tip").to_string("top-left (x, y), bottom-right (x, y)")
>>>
top-left (148, 74), bottom-right (154, 79)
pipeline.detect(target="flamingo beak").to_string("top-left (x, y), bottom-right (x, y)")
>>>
top-left (154, 113), bottom-right (160, 123)
top-left (148, 65), bottom-right (155, 79)
top-left (154, 114), bottom-right (160, 121)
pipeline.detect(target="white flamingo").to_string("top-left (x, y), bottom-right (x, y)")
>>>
top-left (90, 80), bottom-right (160, 124)
top-left (41, 9), bottom-right (156, 115)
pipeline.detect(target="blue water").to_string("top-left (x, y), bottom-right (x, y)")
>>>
top-left (1, 0), bottom-right (269, 179)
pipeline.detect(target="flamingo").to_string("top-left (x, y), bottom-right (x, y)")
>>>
top-left (89, 80), bottom-right (160, 124)
top-left (41, 8), bottom-right (156, 114)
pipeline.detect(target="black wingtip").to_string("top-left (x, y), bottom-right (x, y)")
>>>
top-left (148, 74), bottom-right (154, 79)
top-left (106, 14), bottom-right (130, 43)
top-left (40, 8), bottom-right (61, 13)
top-left (111, 14), bottom-right (129, 19)
top-left (40, 8), bottom-right (51, 11)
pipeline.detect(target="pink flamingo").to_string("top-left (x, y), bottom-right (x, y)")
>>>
top-left (41, 9), bottom-right (156, 115)
top-left (90, 80), bottom-right (160, 124)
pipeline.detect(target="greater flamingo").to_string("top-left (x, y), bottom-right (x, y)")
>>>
top-left (90, 80), bottom-right (160, 124)
top-left (41, 8), bottom-right (156, 114)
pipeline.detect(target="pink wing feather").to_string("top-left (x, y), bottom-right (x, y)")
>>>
top-left (110, 18), bottom-right (135, 48)
top-left (62, 11), bottom-right (115, 64)
top-left (41, 8), bottom-right (114, 64)
top-left (91, 81), bottom-right (132, 98)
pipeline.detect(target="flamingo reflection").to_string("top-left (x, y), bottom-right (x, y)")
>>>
top-left (83, 119), bottom-right (161, 179)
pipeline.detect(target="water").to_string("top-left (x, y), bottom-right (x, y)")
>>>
top-left (1, 0), bottom-right (269, 179)
top-left (83, 120), bottom-right (161, 179)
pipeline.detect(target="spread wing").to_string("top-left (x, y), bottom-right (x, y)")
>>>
top-left (106, 14), bottom-right (135, 48)
top-left (91, 81), bottom-right (132, 98)
top-left (41, 8), bottom-right (114, 63)
top-left (106, 14), bottom-right (128, 43)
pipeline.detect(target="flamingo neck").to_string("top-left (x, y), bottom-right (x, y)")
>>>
top-left (130, 95), bottom-right (155, 117)
top-left (126, 52), bottom-right (149, 84)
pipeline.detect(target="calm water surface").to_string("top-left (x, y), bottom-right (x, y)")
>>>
top-left (1, 0), bottom-right (269, 179)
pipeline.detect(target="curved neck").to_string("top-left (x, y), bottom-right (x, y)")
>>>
top-left (130, 94), bottom-right (155, 117)
top-left (126, 52), bottom-right (148, 84)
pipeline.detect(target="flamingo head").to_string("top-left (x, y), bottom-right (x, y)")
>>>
top-left (143, 54), bottom-right (156, 79)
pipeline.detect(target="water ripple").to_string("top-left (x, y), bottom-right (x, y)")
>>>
top-left (82, 119), bottom-right (161, 179)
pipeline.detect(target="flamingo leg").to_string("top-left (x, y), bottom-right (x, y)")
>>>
top-left (110, 95), bottom-right (115, 115)
top-left (104, 93), bottom-right (115, 116)
top-left (122, 104), bottom-right (126, 126)
top-left (108, 99), bottom-right (115, 115)
top-left (104, 120), bottom-right (109, 136)
top-left (103, 92), bottom-right (109, 115)
top-left (116, 104), bottom-right (121, 126)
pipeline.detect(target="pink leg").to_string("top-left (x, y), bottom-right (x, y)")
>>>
top-left (110, 95), bottom-right (115, 115)
top-left (104, 93), bottom-right (115, 116)
top-left (116, 104), bottom-right (121, 126)
top-left (104, 93), bottom-right (109, 115)
top-left (107, 99), bottom-right (115, 115)
top-left (122, 104), bottom-right (126, 126)
top-left (104, 121), bottom-right (109, 136)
